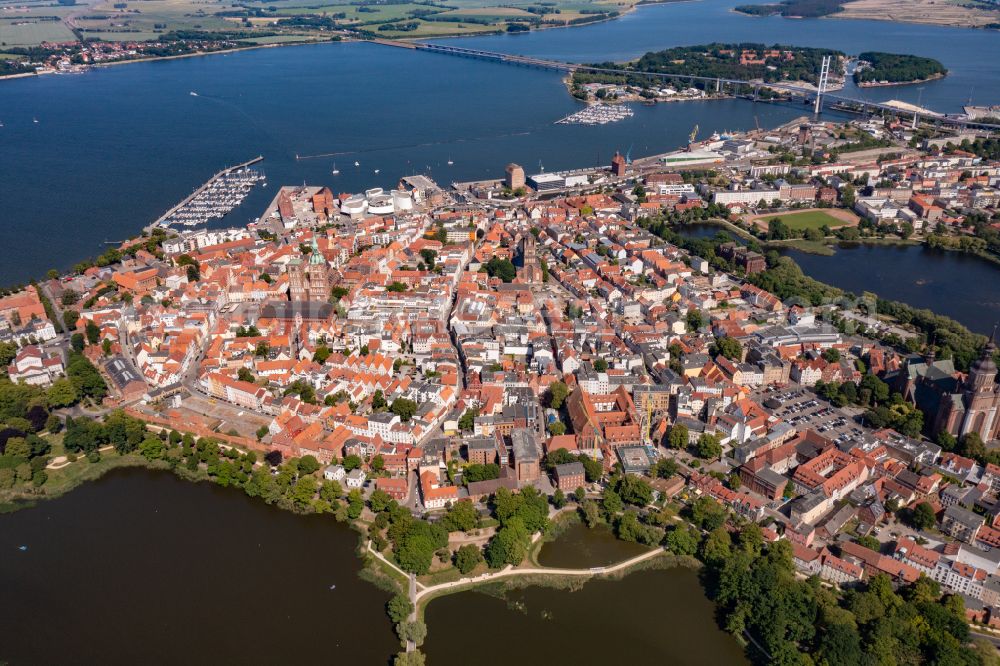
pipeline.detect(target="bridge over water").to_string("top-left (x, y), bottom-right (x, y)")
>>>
top-left (372, 39), bottom-right (1000, 132)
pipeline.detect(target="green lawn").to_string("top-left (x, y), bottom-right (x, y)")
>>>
top-left (761, 210), bottom-right (847, 231)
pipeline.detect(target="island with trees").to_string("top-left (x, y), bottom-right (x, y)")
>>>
top-left (733, 0), bottom-right (848, 18)
top-left (569, 43), bottom-right (845, 100)
top-left (853, 51), bottom-right (948, 87)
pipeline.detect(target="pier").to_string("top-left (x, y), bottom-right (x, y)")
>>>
top-left (145, 155), bottom-right (264, 233)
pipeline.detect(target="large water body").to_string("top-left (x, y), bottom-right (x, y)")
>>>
top-left (1, 0), bottom-right (999, 283)
top-left (672, 223), bottom-right (1000, 334)
top-left (0, 468), bottom-right (745, 664)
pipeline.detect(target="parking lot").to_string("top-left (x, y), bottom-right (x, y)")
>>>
top-left (760, 386), bottom-right (863, 442)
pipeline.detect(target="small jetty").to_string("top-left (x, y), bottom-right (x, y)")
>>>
top-left (147, 156), bottom-right (264, 231)
top-left (556, 104), bottom-right (633, 126)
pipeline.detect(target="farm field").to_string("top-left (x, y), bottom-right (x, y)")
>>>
top-left (0, 16), bottom-right (74, 45)
top-left (0, 0), bottom-right (643, 53)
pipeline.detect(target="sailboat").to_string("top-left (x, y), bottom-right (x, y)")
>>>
top-left (32, 117), bottom-right (38, 124)
top-left (354, 161), bottom-right (360, 167)
top-left (331, 162), bottom-right (340, 175)
top-left (447, 157), bottom-right (454, 165)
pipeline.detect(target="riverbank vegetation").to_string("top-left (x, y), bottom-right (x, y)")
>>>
top-left (703, 528), bottom-right (995, 664)
top-left (853, 51), bottom-right (947, 85)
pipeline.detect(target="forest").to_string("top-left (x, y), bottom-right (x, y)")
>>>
top-left (854, 52), bottom-right (947, 85)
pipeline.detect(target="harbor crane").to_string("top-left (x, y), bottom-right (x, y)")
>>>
top-left (687, 124), bottom-right (699, 151)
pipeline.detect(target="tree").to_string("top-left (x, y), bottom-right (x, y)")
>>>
top-left (371, 389), bottom-right (387, 411)
top-left (458, 407), bottom-right (478, 431)
top-left (369, 489), bottom-right (392, 513)
top-left (696, 433), bottom-right (722, 461)
top-left (63, 309), bottom-right (79, 332)
top-left (485, 518), bottom-right (529, 567)
top-left (139, 436), bottom-right (164, 460)
top-left (578, 454), bottom-right (603, 482)
top-left (85, 320), bottom-right (101, 345)
top-left (238, 367), bottom-right (255, 383)
top-left (442, 499), bottom-right (479, 532)
top-left (579, 499), bottom-right (601, 527)
top-left (552, 488), bottom-right (567, 508)
top-left (909, 501), bottom-right (937, 531)
top-left (616, 511), bottom-right (660, 545)
top-left (397, 621), bottom-right (426, 647)
top-left (484, 257), bottom-right (516, 283)
top-left (343, 454), bottom-right (362, 471)
top-left (714, 336), bottom-right (742, 361)
top-left (689, 496), bottom-right (727, 531)
top-left (602, 488), bottom-right (624, 516)
top-left (547, 421), bottom-right (566, 436)
top-left (390, 398), bottom-right (418, 422)
top-left (298, 455), bottom-right (320, 475)
top-left (454, 544), bottom-right (483, 574)
top-left (66, 352), bottom-right (107, 401)
top-left (840, 183), bottom-right (856, 207)
top-left (666, 525), bottom-right (699, 556)
top-left (419, 248), bottom-right (437, 269)
top-left (46, 378), bottom-right (78, 408)
top-left (462, 463), bottom-right (499, 484)
top-left (70, 333), bottom-right (85, 353)
top-left (654, 457), bottom-right (678, 479)
top-left (346, 489), bottom-right (364, 519)
top-left (547, 381), bottom-right (569, 409)
top-left (667, 423), bottom-right (689, 449)
top-left (387, 594), bottom-right (413, 624)
top-left (313, 345), bottom-right (331, 364)
top-left (394, 651), bottom-right (425, 666)
top-left (593, 358), bottom-right (608, 373)
top-left (611, 474), bottom-right (652, 506)
top-left (700, 526), bottom-right (733, 565)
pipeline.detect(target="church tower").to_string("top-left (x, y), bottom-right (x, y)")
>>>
top-left (520, 233), bottom-right (543, 284)
top-left (289, 236), bottom-right (330, 301)
top-left (959, 329), bottom-right (1000, 439)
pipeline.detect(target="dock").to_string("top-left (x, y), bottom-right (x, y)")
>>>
top-left (145, 155), bottom-right (264, 233)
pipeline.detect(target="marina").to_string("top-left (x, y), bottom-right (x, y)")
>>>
top-left (555, 103), bottom-right (634, 125)
top-left (150, 156), bottom-right (265, 230)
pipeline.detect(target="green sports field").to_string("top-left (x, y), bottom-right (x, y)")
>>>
top-left (760, 210), bottom-right (851, 231)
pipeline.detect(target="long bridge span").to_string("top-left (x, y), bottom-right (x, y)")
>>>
top-left (372, 39), bottom-right (1000, 132)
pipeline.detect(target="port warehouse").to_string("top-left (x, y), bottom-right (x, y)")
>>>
top-left (528, 172), bottom-right (591, 192)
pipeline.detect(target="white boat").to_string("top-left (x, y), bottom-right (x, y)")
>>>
top-left (374, 169), bottom-right (380, 174)
top-left (190, 91), bottom-right (198, 97)
top-left (354, 161), bottom-right (360, 167)
top-left (447, 158), bottom-right (454, 165)
top-left (32, 117), bottom-right (38, 124)
top-left (332, 162), bottom-right (340, 175)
